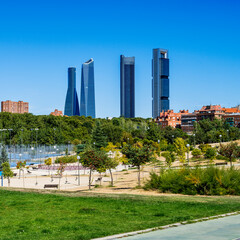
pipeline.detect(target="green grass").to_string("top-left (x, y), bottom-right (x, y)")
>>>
top-left (1, 190), bottom-right (240, 239)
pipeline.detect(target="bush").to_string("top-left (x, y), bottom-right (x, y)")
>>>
top-left (199, 144), bottom-right (211, 153)
top-left (216, 154), bottom-right (228, 160)
top-left (55, 155), bottom-right (78, 164)
top-left (191, 148), bottom-right (202, 158)
top-left (144, 166), bottom-right (240, 195)
top-left (204, 148), bottom-right (217, 160)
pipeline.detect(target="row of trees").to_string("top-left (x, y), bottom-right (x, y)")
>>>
top-left (1, 112), bottom-right (240, 146)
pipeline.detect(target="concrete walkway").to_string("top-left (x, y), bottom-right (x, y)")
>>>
top-left (123, 214), bottom-right (240, 240)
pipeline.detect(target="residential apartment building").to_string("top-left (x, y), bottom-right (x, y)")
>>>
top-left (1, 100), bottom-right (29, 114)
top-left (50, 109), bottom-right (63, 116)
top-left (181, 112), bottom-right (198, 132)
top-left (223, 114), bottom-right (240, 127)
top-left (197, 105), bottom-right (224, 121)
top-left (156, 110), bottom-right (188, 128)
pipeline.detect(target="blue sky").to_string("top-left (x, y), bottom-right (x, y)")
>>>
top-left (0, 0), bottom-right (240, 118)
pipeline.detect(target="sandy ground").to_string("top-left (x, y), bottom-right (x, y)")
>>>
top-left (2, 156), bottom-right (240, 196)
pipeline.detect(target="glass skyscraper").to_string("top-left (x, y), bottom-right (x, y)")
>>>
top-left (64, 67), bottom-right (80, 116)
top-left (152, 48), bottom-right (169, 118)
top-left (120, 55), bottom-right (135, 118)
top-left (80, 58), bottom-right (95, 118)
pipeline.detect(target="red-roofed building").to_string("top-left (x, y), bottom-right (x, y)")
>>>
top-left (222, 107), bottom-right (240, 114)
top-left (197, 105), bottom-right (224, 121)
top-left (156, 110), bottom-right (189, 128)
top-left (50, 109), bottom-right (63, 116)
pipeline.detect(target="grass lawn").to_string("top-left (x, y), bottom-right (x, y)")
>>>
top-left (1, 190), bottom-right (240, 240)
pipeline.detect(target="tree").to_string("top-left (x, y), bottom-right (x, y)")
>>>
top-left (174, 137), bottom-right (187, 163)
top-left (161, 151), bottom-right (176, 167)
top-left (80, 148), bottom-right (108, 189)
top-left (92, 122), bottom-right (108, 149)
top-left (16, 160), bottom-right (26, 187)
top-left (2, 162), bottom-right (13, 187)
top-left (191, 148), bottom-right (202, 159)
top-left (0, 145), bottom-right (9, 170)
top-left (122, 144), bottom-right (155, 186)
top-left (219, 142), bottom-right (240, 167)
top-left (204, 147), bottom-right (217, 161)
top-left (44, 158), bottom-right (52, 175)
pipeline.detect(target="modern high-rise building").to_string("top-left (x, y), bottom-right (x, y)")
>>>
top-left (80, 59), bottom-right (95, 118)
top-left (120, 55), bottom-right (135, 118)
top-left (152, 48), bottom-right (170, 118)
top-left (64, 67), bottom-right (80, 116)
top-left (1, 100), bottom-right (29, 114)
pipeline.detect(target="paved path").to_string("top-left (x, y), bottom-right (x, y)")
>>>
top-left (123, 214), bottom-right (240, 240)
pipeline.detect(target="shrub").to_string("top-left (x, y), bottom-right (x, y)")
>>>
top-left (216, 154), bottom-right (228, 160)
top-left (199, 144), bottom-right (211, 153)
top-left (44, 158), bottom-right (52, 166)
top-left (191, 148), bottom-right (202, 158)
top-left (144, 166), bottom-right (240, 195)
top-left (55, 155), bottom-right (78, 164)
top-left (204, 148), bottom-right (217, 160)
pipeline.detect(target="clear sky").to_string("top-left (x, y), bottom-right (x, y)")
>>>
top-left (0, 0), bottom-right (240, 118)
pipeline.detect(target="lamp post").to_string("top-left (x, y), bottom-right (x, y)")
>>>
top-left (227, 130), bottom-right (229, 141)
top-left (8, 129), bottom-right (13, 164)
top-left (219, 134), bottom-right (222, 144)
top-left (172, 135), bottom-right (174, 144)
top-left (193, 134), bottom-right (196, 148)
top-left (53, 128), bottom-right (56, 149)
top-left (39, 150), bottom-right (42, 165)
top-left (108, 150), bottom-right (114, 184)
top-left (186, 144), bottom-right (190, 165)
top-left (77, 156), bottom-right (80, 186)
top-left (35, 128), bottom-right (39, 163)
top-left (0, 129), bottom-right (2, 146)
top-left (31, 146), bottom-right (34, 162)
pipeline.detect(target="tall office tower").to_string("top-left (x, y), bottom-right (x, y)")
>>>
top-left (120, 55), bottom-right (135, 118)
top-left (152, 48), bottom-right (170, 118)
top-left (64, 67), bottom-right (80, 116)
top-left (80, 59), bottom-right (95, 118)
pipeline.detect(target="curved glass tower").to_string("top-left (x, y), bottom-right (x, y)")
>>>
top-left (80, 59), bottom-right (95, 118)
top-left (152, 48), bottom-right (169, 118)
top-left (120, 55), bottom-right (135, 118)
top-left (64, 67), bottom-right (80, 116)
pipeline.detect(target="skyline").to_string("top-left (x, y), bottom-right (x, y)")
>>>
top-left (0, 0), bottom-right (240, 118)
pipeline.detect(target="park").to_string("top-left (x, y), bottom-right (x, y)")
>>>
top-left (1, 116), bottom-right (240, 239)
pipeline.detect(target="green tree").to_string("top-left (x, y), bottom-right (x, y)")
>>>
top-left (2, 162), bottom-right (13, 187)
top-left (219, 142), bottom-right (240, 167)
top-left (204, 147), bottom-right (217, 161)
top-left (161, 151), bottom-right (176, 167)
top-left (122, 144), bottom-right (155, 186)
top-left (81, 148), bottom-right (109, 189)
top-left (92, 122), bottom-right (108, 149)
top-left (191, 148), bottom-right (202, 159)
top-left (174, 137), bottom-right (187, 163)
top-left (0, 146), bottom-right (9, 170)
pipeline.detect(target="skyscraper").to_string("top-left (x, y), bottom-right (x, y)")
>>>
top-left (80, 58), bottom-right (95, 118)
top-left (64, 67), bottom-right (80, 116)
top-left (120, 55), bottom-right (135, 118)
top-left (152, 48), bottom-right (169, 118)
